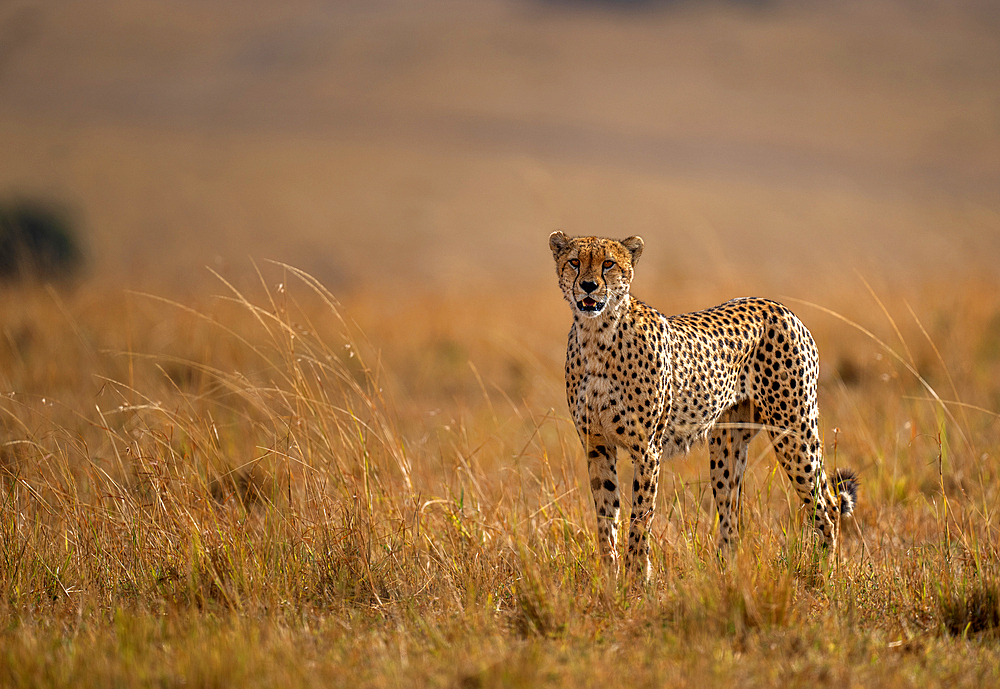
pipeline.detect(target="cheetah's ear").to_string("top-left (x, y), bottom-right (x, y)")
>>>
top-left (621, 236), bottom-right (644, 266)
top-left (549, 231), bottom-right (572, 258)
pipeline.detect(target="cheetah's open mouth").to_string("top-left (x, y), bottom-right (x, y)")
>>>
top-left (577, 297), bottom-right (605, 312)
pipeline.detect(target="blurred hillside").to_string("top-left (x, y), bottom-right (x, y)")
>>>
top-left (0, 0), bottom-right (998, 296)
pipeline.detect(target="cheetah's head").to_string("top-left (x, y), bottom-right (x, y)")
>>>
top-left (548, 232), bottom-right (644, 319)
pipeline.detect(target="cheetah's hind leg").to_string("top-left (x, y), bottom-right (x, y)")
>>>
top-left (709, 400), bottom-right (758, 557)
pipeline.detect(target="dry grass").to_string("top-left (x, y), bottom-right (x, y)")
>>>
top-left (1, 265), bottom-right (999, 687)
top-left (2, 0), bottom-right (999, 684)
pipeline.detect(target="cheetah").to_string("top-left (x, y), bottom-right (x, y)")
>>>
top-left (549, 232), bottom-right (858, 580)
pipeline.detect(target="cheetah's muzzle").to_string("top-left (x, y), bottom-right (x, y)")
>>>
top-left (577, 297), bottom-right (605, 312)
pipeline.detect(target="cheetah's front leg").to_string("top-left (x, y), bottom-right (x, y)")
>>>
top-left (584, 434), bottom-right (621, 577)
top-left (625, 444), bottom-right (662, 583)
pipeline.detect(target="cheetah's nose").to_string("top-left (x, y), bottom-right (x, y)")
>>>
top-left (580, 280), bottom-right (598, 293)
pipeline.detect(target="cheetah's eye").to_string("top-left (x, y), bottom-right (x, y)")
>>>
top-left (569, 259), bottom-right (580, 268)
top-left (603, 260), bottom-right (615, 269)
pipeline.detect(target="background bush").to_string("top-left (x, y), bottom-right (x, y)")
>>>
top-left (0, 198), bottom-right (83, 282)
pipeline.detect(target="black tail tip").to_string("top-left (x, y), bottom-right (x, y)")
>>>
top-left (834, 468), bottom-right (860, 517)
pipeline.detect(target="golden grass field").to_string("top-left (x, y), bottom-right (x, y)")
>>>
top-left (2, 0), bottom-right (1000, 686)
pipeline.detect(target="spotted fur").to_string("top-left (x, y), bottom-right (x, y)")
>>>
top-left (549, 232), bottom-right (859, 580)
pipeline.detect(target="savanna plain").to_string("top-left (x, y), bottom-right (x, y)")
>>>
top-left (2, 0), bottom-right (1000, 686)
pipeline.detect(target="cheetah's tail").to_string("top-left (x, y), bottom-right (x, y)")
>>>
top-left (834, 468), bottom-right (860, 517)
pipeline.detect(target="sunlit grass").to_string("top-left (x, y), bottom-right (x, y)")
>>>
top-left (1, 268), bottom-right (999, 686)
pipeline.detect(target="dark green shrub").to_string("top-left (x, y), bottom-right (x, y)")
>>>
top-left (0, 199), bottom-right (83, 282)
